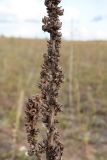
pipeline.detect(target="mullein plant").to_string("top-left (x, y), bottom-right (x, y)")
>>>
top-left (25, 0), bottom-right (64, 160)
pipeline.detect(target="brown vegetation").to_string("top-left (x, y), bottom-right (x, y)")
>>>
top-left (25, 0), bottom-right (64, 160)
top-left (0, 37), bottom-right (107, 160)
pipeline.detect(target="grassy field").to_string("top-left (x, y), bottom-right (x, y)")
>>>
top-left (0, 37), bottom-right (107, 160)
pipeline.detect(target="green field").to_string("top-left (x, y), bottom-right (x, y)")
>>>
top-left (0, 37), bottom-right (107, 160)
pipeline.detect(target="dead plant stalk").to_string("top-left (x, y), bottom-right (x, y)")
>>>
top-left (25, 0), bottom-right (64, 160)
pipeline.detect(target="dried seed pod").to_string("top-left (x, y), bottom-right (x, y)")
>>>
top-left (42, 25), bottom-right (48, 32)
top-left (57, 8), bottom-right (64, 16)
top-left (53, 21), bottom-right (62, 30)
top-left (53, 0), bottom-right (61, 5)
top-left (56, 32), bottom-right (62, 37)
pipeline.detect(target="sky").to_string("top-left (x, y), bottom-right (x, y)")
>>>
top-left (0, 0), bottom-right (107, 40)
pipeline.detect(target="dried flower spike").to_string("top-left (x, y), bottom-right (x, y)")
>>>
top-left (25, 95), bottom-right (42, 159)
top-left (40, 0), bottom-right (64, 160)
top-left (25, 0), bottom-right (64, 160)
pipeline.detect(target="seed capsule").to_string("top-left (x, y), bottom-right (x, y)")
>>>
top-left (42, 16), bottom-right (49, 24)
top-left (58, 9), bottom-right (64, 16)
top-left (53, 21), bottom-right (62, 29)
top-left (42, 25), bottom-right (48, 32)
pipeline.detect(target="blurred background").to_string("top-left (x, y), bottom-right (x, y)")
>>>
top-left (0, 0), bottom-right (107, 160)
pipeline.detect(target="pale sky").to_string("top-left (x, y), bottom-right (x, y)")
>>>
top-left (0, 0), bottom-right (107, 40)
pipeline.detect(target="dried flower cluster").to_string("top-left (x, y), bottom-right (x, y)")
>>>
top-left (25, 95), bottom-right (42, 159)
top-left (25, 0), bottom-right (64, 160)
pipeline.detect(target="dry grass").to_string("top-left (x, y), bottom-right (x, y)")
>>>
top-left (0, 37), bottom-right (107, 160)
